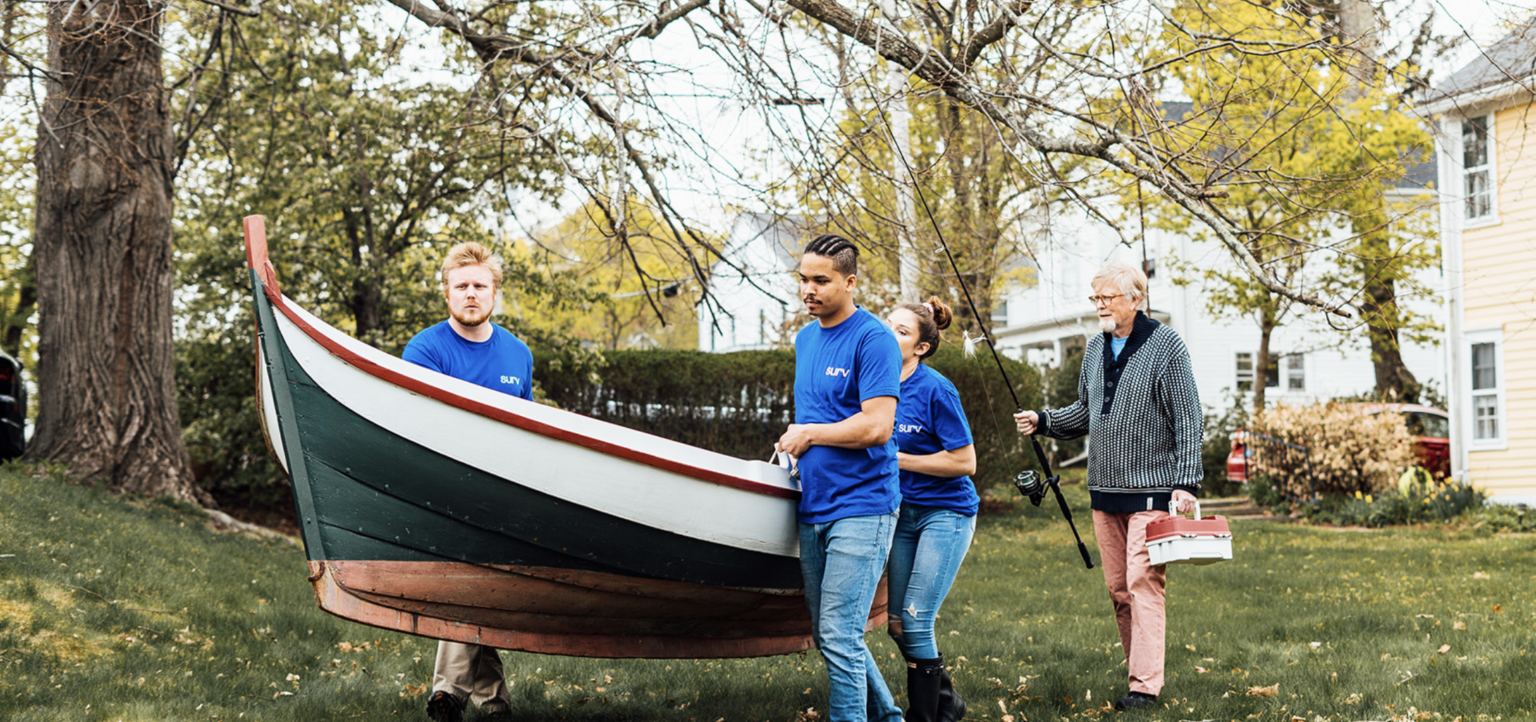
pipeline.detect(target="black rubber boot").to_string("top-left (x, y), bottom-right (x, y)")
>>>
top-left (905, 656), bottom-right (944, 722)
top-left (935, 654), bottom-right (966, 722)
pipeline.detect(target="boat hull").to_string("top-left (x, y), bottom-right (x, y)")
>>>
top-left (309, 560), bottom-right (887, 658)
top-left (243, 216), bottom-right (886, 657)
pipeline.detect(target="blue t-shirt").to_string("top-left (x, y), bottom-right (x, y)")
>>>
top-left (402, 321), bottom-right (534, 400)
top-left (894, 364), bottom-right (979, 516)
top-left (793, 307), bottom-right (902, 524)
top-left (1110, 334), bottom-right (1128, 360)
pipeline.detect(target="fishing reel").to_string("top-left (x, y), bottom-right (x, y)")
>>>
top-left (1012, 469), bottom-right (1056, 507)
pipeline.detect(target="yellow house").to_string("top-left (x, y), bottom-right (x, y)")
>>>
top-left (1423, 20), bottom-right (1536, 504)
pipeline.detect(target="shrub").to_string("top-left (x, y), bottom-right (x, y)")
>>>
top-left (1249, 401), bottom-right (1415, 499)
top-left (535, 346), bottom-right (1041, 492)
top-left (1296, 480), bottom-right (1487, 527)
top-left (1033, 346), bottom-right (1086, 467)
top-left (1469, 503), bottom-right (1536, 533)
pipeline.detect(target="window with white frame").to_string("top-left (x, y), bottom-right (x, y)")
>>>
top-left (1463, 115), bottom-right (1495, 222)
top-left (1287, 354), bottom-right (1305, 391)
top-left (1235, 352), bottom-right (1254, 392)
top-left (991, 300), bottom-right (1009, 327)
top-left (1467, 332), bottom-right (1505, 448)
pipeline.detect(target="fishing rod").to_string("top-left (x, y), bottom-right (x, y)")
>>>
top-left (866, 83), bottom-right (1094, 570)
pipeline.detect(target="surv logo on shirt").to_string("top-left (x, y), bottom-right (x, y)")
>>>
top-left (898, 423), bottom-right (925, 434)
top-left (500, 375), bottom-right (522, 386)
top-left (824, 367), bottom-right (851, 378)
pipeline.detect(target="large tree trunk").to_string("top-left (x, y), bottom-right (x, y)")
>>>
top-left (1254, 308), bottom-right (1275, 412)
top-left (28, 0), bottom-right (201, 504)
top-left (1361, 277), bottom-right (1421, 403)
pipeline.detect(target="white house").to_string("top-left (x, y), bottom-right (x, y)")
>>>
top-left (701, 207), bottom-right (1446, 424)
top-left (990, 205), bottom-right (1447, 417)
top-left (699, 211), bottom-right (810, 352)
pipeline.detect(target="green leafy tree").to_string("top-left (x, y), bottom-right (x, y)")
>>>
top-left (803, 88), bottom-right (1039, 331)
top-left (1130, 0), bottom-right (1436, 408)
top-left (513, 201), bottom-right (707, 351)
top-left (170, 1), bottom-right (586, 516)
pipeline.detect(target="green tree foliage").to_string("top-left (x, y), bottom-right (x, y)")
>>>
top-left (513, 202), bottom-right (708, 351)
top-left (177, 2), bottom-right (572, 350)
top-left (170, 1), bottom-right (588, 515)
top-left (804, 88), bottom-right (1038, 328)
top-left (1130, 0), bottom-right (1437, 407)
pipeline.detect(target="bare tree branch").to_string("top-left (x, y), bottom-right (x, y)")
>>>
top-left (189, 0), bottom-right (261, 18)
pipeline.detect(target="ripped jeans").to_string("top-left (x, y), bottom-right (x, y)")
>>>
top-left (885, 503), bottom-right (976, 660)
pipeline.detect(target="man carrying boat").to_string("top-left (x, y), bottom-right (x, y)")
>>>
top-left (777, 233), bottom-right (904, 722)
top-left (403, 241), bottom-right (533, 722)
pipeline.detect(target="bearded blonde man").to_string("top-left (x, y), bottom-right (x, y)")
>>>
top-left (402, 242), bottom-right (532, 722)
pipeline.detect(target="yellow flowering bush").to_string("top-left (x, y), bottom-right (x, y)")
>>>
top-left (1249, 401), bottom-right (1415, 499)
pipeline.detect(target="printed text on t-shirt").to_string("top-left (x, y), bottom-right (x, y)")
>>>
top-left (825, 367), bottom-right (850, 377)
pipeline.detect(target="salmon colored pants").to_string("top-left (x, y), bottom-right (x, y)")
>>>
top-left (1092, 509), bottom-right (1168, 696)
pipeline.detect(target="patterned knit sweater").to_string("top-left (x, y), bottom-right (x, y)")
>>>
top-left (1037, 312), bottom-right (1203, 512)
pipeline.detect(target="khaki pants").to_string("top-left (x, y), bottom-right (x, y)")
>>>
top-left (432, 642), bottom-right (512, 711)
top-left (1092, 509), bottom-right (1168, 696)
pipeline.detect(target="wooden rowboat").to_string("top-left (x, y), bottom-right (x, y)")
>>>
top-left (242, 215), bottom-right (885, 658)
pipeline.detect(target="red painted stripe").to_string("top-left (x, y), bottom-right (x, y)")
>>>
top-left (261, 285), bottom-right (800, 501)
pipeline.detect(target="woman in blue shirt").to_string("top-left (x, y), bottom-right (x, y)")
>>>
top-left (885, 297), bottom-right (978, 722)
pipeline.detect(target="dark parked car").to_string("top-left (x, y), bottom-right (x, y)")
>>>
top-left (0, 349), bottom-right (25, 460)
top-left (1227, 403), bottom-right (1451, 483)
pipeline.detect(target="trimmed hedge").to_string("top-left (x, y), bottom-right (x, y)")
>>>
top-left (535, 346), bottom-right (1042, 490)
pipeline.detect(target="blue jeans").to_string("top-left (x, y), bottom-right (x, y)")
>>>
top-left (886, 504), bottom-right (976, 660)
top-left (799, 513), bottom-right (902, 722)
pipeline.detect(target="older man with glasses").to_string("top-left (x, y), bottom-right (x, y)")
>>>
top-left (1014, 262), bottom-right (1202, 712)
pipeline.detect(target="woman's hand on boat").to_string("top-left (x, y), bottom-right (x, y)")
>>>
top-left (777, 425), bottom-right (815, 457)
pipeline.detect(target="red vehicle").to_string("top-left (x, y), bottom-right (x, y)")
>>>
top-left (1226, 404), bottom-right (1451, 483)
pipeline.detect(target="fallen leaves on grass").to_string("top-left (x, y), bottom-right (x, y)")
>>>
top-left (1246, 684), bottom-right (1279, 697)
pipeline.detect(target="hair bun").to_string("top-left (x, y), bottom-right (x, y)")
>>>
top-left (925, 296), bottom-right (953, 331)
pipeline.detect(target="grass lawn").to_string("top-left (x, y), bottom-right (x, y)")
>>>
top-left (2, 463), bottom-right (1533, 721)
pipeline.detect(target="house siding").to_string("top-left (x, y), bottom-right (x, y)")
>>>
top-left (1461, 101), bottom-right (1536, 498)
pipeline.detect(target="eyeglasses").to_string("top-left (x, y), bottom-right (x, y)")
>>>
top-left (1088, 294), bottom-right (1124, 306)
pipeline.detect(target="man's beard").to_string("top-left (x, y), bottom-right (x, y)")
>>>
top-left (452, 306), bottom-right (491, 327)
top-left (1098, 316), bottom-right (1116, 334)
